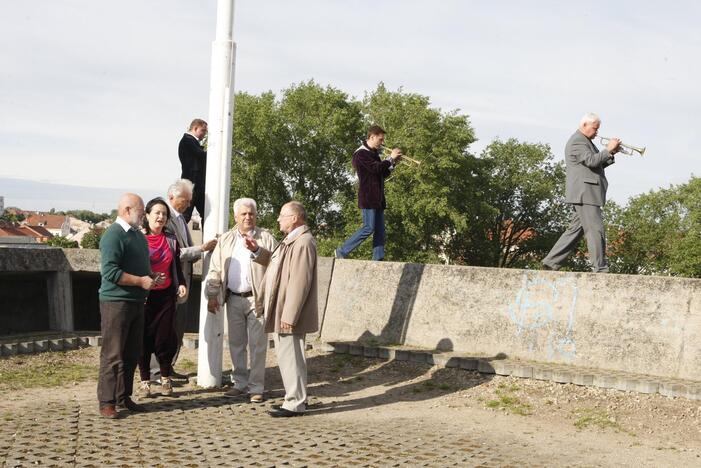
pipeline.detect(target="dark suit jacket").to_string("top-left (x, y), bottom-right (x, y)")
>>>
top-left (564, 130), bottom-right (615, 206)
top-left (352, 142), bottom-right (393, 210)
top-left (178, 133), bottom-right (207, 190)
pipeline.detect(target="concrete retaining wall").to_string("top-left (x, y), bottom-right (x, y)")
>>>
top-left (320, 260), bottom-right (701, 381)
top-left (2, 246), bottom-right (700, 381)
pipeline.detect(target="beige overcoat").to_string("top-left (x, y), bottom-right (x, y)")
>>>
top-left (205, 225), bottom-right (278, 315)
top-left (254, 226), bottom-right (318, 334)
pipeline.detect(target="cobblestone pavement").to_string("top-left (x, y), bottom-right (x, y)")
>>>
top-left (1, 389), bottom-right (558, 467)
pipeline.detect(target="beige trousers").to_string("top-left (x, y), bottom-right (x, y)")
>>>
top-left (273, 333), bottom-right (307, 412)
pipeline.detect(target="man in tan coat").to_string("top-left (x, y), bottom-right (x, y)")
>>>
top-left (205, 198), bottom-right (277, 402)
top-left (245, 201), bottom-right (318, 417)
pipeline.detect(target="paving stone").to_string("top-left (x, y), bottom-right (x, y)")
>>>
top-left (593, 374), bottom-right (618, 389)
top-left (182, 337), bottom-right (199, 349)
top-left (18, 342), bottom-right (34, 354)
top-left (571, 372), bottom-right (594, 386)
top-left (491, 360), bottom-right (513, 376)
top-left (477, 360), bottom-right (496, 374)
top-left (510, 363), bottom-right (533, 379)
top-left (429, 354), bottom-right (460, 368)
top-left (331, 342), bottom-right (349, 354)
top-left (88, 336), bottom-right (102, 347)
top-left (64, 337), bottom-right (79, 350)
top-left (314, 342), bottom-right (335, 353)
top-left (532, 366), bottom-right (553, 381)
top-left (686, 386), bottom-right (701, 400)
top-left (363, 346), bottom-right (378, 358)
top-left (385, 349), bottom-right (410, 361)
top-left (1, 343), bottom-right (18, 356)
top-left (458, 357), bottom-right (478, 370)
top-left (635, 380), bottom-right (660, 394)
top-left (48, 338), bottom-right (65, 351)
top-left (33, 340), bottom-right (49, 353)
top-left (409, 351), bottom-right (429, 364)
top-left (552, 370), bottom-right (574, 384)
top-left (660, 382), bottom-right (687, 398)
top-left (77, 336), bottom-right (90, 346)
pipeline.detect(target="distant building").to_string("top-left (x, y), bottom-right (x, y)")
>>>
top-left (23, 213), bottom-right (70, 237)
top-left (0, 196), bottom-right (4, 216)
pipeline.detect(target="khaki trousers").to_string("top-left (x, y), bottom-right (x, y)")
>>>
top-left (273, 333), bottom-right (307, 412)
top-left (226, 295), bottom-right (268, 394)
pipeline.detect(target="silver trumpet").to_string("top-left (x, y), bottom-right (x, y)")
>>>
top-left (599, 137), bottom-right (646, 156)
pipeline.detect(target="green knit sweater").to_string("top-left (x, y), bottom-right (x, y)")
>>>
top-left (99, 222), bottom-right (151, 302)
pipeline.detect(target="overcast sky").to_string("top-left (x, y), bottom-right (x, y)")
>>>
top-left (1, 0), bottom-right (698, 211)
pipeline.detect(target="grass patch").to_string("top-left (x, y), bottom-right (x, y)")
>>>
top-left (177, 359), bottom-right (197, 374)
top-left (572, 408), bottom-right (627, 432)
top-left (0, 353), bottom-right (98, 391)
top-left (485, 391), bottom-right (531, 416)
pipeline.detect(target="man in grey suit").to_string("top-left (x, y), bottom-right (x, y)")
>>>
top-left (542, 113), bottom-right (621, 273)
top-left (162, 179), bottom-right (217, 377)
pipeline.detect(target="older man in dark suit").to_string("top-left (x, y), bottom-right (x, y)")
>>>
top-left (335, 125), bottom-right (402, 261)
top-left (543, 113), bottom-right (621, 273)
top-left (178, 118), bottom-right (208, 223)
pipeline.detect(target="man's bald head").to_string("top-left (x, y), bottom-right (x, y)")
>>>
top-left (118, 193), bottom-right (145, 228)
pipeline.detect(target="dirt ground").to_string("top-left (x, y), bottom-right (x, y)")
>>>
top-left (1, 344), bottom-right (700, 467)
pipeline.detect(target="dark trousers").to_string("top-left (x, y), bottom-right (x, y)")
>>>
top-left (138, 288), bottom-right (178, 381)
top-left (97, 300), bottom-right (144, 407)
top-left (183, 186), bottom-right (205, 223)
top-left (543, 203), bottom-right (609, 272)
top-left (170, 301), bottom-right (189, 367)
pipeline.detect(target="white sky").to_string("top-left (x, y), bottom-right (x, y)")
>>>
top-left (1, 0), bottom-right (698, 208)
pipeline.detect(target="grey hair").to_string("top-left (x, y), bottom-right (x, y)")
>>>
top-left (167, 179), bottom-right (195, 198)
top-left (284, 201), bottom-right (307, 222)
top-left (233, 197), bottom-right (258, 216)
top-left (580, 112), bottom-right (601, 125)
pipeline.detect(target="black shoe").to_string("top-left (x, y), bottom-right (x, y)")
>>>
top-left (268, 408), bottom-right (304, 418)
top-left (271, 404), bottom-right (282, 410)
top-left (120, 398), bottom-right (148, 413)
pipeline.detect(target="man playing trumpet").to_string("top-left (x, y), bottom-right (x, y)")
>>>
top-left (542, 113), bottom-right (620, 273)
top-left (335, 125), bottom-right (402, 261)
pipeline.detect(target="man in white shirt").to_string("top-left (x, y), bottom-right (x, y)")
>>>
top-left (205, 198), bottom-right (278, 402)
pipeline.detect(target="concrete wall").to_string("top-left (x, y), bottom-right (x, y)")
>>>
top-left (2, 246), bottom-right (700, 381)
top-left (320, 260), bottom-right (701, 381)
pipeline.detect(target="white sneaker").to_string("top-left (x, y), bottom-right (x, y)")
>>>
top-left (137, 381), bottom-right (151, 399)
top-left (161, 377), bottom-right (173, 396)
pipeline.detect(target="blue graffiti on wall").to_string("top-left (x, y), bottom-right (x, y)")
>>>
top-left (507, 272), bottom-right (578, 361)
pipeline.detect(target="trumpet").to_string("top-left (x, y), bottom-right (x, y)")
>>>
top-left (382, 146), bottom-right (422, 166)
top-left (599, 137), bottom-right (646, 156)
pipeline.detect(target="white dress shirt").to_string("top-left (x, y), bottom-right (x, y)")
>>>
top-left (227, 229), bottom-right (253, 293)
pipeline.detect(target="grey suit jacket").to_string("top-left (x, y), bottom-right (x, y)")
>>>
top-left (165, 206), bottom-right (202, 303)
top-left (564, 130), bottom-right (615, 206)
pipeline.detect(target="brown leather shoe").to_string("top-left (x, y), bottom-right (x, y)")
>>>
top-left (99, 405), bottom-right (119, 419)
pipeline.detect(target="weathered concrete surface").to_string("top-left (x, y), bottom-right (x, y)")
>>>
top-left (321, 260), bottom-right (701, 381)
top-left (310, 257), bottom-right (334, 341)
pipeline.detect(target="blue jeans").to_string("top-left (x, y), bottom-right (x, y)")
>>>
top-left (337, 208), bottom-right (385, 261)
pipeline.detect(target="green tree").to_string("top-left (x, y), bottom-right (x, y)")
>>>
top-left (45, 236), bottom-right (79, 248)
top-left (66, 210), bottom-right (110, 224)
top-left (80, 228), bottom-right (104, 249)
top-left (456, 138), bottom-right (568, 268)
top-left (356, 83), bottom-right (480, 263)
top-left (230, 81), bottom-right (364, 233)
top-left (607, 176), bottom-right (700, 277)
top-left (0, 212), bottom-right (25, 224)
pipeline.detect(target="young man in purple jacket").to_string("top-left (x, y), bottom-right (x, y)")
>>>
top-left (335, 125), bottom-right (402, 261)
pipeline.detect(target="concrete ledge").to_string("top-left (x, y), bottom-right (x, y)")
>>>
top-left (320, 261), bottom-right (701, 382)
top-left (313, 341), bottom-right (701, 401)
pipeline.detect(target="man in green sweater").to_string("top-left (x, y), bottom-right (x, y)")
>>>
top-left (97, 193), bottom-right (159, 419)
